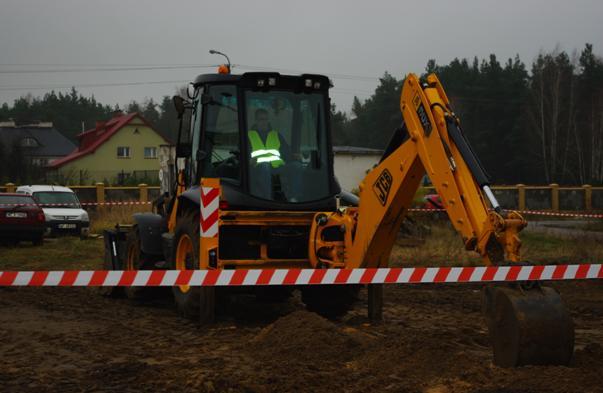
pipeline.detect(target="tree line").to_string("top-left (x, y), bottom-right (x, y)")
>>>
top-left (332, 44), bottom-right (603, 185)
top-left (1, 43), bottom-right (602, 185)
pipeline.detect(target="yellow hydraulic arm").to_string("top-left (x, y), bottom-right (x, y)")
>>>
top-left (310, 73), bottom-right (526, 269)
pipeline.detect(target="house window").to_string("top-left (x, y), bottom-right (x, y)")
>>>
top-left (21, 137), bottom-right (39, 147)
top-left (144, 147), bottom-right (157, 159)
top-left (32, 158), bottom-right (49, 166)
top-left (117, 146), bottom-right (131, 158)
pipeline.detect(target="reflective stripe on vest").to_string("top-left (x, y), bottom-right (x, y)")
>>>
top-left (248, 130), bottom-right (284, 168)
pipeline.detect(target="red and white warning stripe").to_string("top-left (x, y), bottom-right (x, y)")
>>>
top-left (2, 200), bottom-right (603, 219)
top-left (0, 201), bottom-right (152, 207)
top-left (1, 264), bottom-right (601, 287)
top-left (408, 207), bottom-right (603, 219)
top-left (200, 186), bottom-right (219, 238)
top-left (515, 210), bottom-right (603, 219)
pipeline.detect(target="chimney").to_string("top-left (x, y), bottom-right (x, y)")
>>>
top-left (0, 120), bottom-right (16, 128)
top-left (35, 122), bottom-right (53, 128)
top-left (95, 121), bottom-right (107, 132)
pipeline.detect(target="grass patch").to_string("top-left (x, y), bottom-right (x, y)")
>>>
top-left (88, 205), bottom-right (151, 234)
top-left (0, 206), bottom-right (149, 271)
top-left (583, 220), bottom-right (603, 232)
top-left (0, 237), bottom-right (104, 271)
top-left (521, 231), bottom-right (603, 263)
top-left (391, 219), bottom-right (603, 267)
top-left (1, 212), bottom-right (601, 272)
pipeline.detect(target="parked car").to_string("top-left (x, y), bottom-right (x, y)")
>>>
top-left (0, 193), bottom-right (46, 245)
top-left (16, 185), bottom-right (90, 238)
top-left (423, 193), bottom-right (443, 210)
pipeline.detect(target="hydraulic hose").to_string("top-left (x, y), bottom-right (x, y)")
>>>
top-left (445, 117), bottom-right (502, 213)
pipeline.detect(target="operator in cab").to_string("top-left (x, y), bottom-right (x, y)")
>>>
top-left (248, 108), bottom-right (301, 202)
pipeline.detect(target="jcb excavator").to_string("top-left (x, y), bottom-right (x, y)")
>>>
top-left (105, 66), bottom-right (574, 367)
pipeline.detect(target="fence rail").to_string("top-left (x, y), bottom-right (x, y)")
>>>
top-left (1, 182), bottom-right (160, 204)
top-left (1, 182), bottom-right (602, 212)
top-left (420, 184), bottom-right (602, 212)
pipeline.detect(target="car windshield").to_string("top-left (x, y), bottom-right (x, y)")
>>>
top-left (0, 195), bottom-right (36, 207)
top-left (33, 192), bottom-right (80, 208)
top-left (244, 89), bottom-right (331, 203)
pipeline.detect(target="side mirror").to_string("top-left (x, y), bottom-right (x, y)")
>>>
top-left (187, 83), bottom-right (196, 99)
top-left (173, 96), bottom-right (187, 119)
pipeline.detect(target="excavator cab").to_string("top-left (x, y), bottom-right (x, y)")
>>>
top-left (176, 72), bottom-right (341, 211)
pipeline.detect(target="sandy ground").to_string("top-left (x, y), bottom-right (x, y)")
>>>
top-left (1, 281), bottom-right (602, 393)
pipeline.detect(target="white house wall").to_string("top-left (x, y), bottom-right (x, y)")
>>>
top-left (333, 154), bottom-right (381, 192)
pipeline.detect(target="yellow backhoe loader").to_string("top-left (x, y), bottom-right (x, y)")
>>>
top-left (104, 67), bottom-right (574, 367)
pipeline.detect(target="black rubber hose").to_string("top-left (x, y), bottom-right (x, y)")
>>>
top-left (446, 118), bottom-right (490, 187)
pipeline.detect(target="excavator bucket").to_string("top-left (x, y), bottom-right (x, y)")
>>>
top-left (482, 284), bottom-right (574, 367)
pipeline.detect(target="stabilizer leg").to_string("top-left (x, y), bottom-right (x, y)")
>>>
top-left (368, 284), bottom-right (383, 323)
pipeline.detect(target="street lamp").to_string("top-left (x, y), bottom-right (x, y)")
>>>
top-left (209, 49), bottom-right (231, 73)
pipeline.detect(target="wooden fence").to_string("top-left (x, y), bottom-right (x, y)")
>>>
top-left (422, 184), bottom-right (602, 211)
top-left (1, 183), bottom-right (161, 204)
top-left (2, 182), bottom-right (602, 211)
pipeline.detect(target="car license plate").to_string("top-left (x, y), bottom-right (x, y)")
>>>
top-left (58, 223), bottom-right (77, 229)
top-left (6, 212), bottom-right (27, 218)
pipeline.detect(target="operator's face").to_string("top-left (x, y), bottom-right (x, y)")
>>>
top-left (256, 114), bottom-right (269, 131)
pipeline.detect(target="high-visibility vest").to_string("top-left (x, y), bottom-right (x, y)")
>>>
top-left (248, 130), bottom-right (285, 168)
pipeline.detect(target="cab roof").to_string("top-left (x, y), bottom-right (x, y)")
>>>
top-left (193, 72), bottom-right (332, 91)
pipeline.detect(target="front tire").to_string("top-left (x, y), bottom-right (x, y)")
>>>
top-left (171, 212), bottom-right (215, 324)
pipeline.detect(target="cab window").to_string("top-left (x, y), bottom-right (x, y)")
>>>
top-left (198, 85), bottom-right (241, 182)
top-left (244, 89), bottom-right (330, 203)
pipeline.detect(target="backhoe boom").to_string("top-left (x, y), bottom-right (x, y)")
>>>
top-left (310, 73), bottom-right (526, 269)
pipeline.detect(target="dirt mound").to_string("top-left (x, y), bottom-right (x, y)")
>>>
top-left (1, 284), bottom-right (602, 393)
top-left (249, 310), bottom-right (363, 364)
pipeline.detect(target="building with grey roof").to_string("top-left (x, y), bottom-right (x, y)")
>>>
top-left (333, 145), bottom-right (384, 191)
top-left (0, 121), bottom-right (76, 167)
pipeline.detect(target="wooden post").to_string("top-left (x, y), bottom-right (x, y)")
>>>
top-left (96, 182), bottom-right (105, 207)
top-left (583, 184), bottom-right (592, 211)
top-left (5, 182), bottom-right (16, 193)
top-left (516, 184), bottom-right (525, 211)
top-left (139, 183), bottom-right (148, 203)
top-left (550, 183), bottom-right (559, 211)
top-left (368, 284), bottom-right (383, 323)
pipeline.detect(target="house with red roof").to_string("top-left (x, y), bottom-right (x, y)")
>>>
top-left (50, 112), bottom-right (169, 184)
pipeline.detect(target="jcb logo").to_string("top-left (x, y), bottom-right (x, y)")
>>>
top-left (417, 103), bottom-right (432, 136)
top-left (412, 93), bottom-right (422, 109)
top-left (373, 169), bottom-right (393, 206)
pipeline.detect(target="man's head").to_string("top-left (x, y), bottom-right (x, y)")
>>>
top-left (255, 108), bottom-right (270, 132)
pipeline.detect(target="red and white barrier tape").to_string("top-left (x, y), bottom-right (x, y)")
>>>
top-left (1, 264), bottom-right (601, 287)
top-left (0, 201), bottom-right (152, 207)
top-left (408, 208), bottom-right (603, 219)
top-left (3, 200), bottom-right (603, 218)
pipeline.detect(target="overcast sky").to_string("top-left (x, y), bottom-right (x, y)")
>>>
top-left (1, 0), bottom-right (602, 113)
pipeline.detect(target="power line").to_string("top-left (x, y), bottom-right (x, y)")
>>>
top-left (0, 63), bottom-right (204, 67)
top-left (0, 65), bottom-right (218, 74)
top-left (0, 62), bottom-right (382, 81)
top-left (0, 79), bottom-right (190, 92)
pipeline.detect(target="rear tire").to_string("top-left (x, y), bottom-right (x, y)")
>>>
top-left (99, 242), bottom-right (124, 298)
top-left (171, 212), bottom-right (215, 324)
top-left (124, 227), bottom-right (156, 300)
